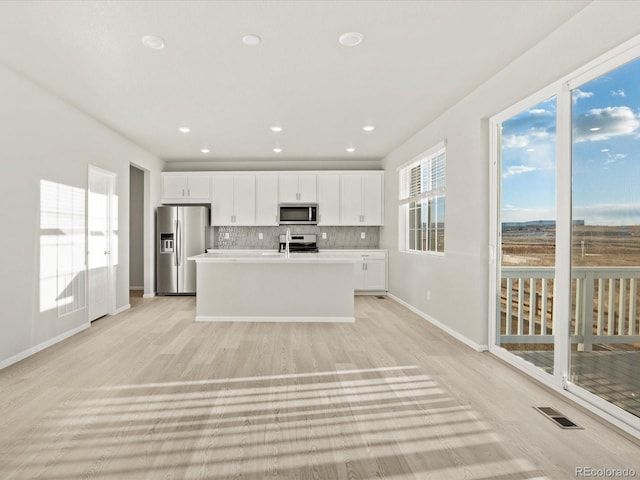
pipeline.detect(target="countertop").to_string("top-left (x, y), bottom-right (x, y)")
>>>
top-left (189, 249), bottom-right (387, 264)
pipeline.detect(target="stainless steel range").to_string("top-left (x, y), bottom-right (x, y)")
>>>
top-left (278, 233), bottom-right (318, 253)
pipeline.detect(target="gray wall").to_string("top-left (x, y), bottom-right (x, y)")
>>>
top-left (129, 165), bottom-right (145, 289)
top-left (0, 63), bottom-right (163, 367)
top-left (380, 2), bottom-right (640, 349)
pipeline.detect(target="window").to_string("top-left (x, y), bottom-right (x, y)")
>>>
top-left (399, 142), bottom-right (446, 253)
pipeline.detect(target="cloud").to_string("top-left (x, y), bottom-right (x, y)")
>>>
top-left (572, 89), bottom-right (594, 103)
top-left (611, 89), bottom-right (626, 97)
top-left (603, 153), bottom-right (627, 165)
top-left (500, 206), bottom-right (555, 223)
top-left (502, 127), bottom-right (554, 149)
top-left (503, 165), bottom-right (536, 178)
top-left (528, 108), bottom-right (553, 116)
top-left (573, 106), bottom-right (640, 142)
top-left (502, 134), bottom-right (530, 149)
top-left (573, 203), bottom-right (640, 226)
top-left (530, 130), bottom-right (551, 140)
top-left (502, 106), bottom-right (556, 150)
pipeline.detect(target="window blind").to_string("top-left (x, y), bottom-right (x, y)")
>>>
top-left (399, 147), bottom-right (446, 204)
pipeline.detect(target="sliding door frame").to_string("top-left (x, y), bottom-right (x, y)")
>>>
top-left (489, 35), bottom-right (640, 438)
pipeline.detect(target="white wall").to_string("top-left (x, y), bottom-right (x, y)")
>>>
top-left (380, 1), bottom-right (640, 348)
top-left (0, 64), bottom-right (163, 367)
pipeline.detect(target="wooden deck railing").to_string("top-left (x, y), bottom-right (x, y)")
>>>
top-left (500, 266), bottom-right (640, 351)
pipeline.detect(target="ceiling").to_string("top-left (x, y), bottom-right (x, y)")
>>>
top-left (0, 0), bottom-right (589, 163)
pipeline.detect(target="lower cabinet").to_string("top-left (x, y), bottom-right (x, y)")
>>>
top-left (353, 251), bottom-right (387, 293)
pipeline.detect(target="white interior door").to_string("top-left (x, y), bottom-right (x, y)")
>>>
top-left (88, 166), bottom-right (115, 321)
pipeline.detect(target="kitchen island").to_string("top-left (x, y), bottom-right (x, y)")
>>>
top-left (188, 250), bottom-right (361, 322)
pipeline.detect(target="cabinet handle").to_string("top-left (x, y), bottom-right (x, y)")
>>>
top-left (182, 189), bottom-right (185, 196)
top-left (188, 188), bottom-right (191, 197)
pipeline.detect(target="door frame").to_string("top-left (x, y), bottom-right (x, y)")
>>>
top-left (488, 36), bottom-right (640, 438)
top-left (87, 165), bottom-right (117, 320)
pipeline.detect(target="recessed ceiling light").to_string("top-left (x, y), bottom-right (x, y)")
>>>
top-left (178, 127), bottom-right (190, 133)
top-left (339, 32), bottom-right (365, 47)
top-left (601, 148), bottom-right (609, 152)
top-left (270, 126), bottom-right (283, 133)
top-left (201, 147), bottom-right (210, 154)
top-left (362, 125), bottom-right (375, 132)
top-left (242, 34), bottom-right (261, 46)
top-left (590, 127), bottom-right (601, 131)
top-left (141, 35), bottom-right (165, 50)
top-left (346, 147), bottom-right (356, 153)
top-left (526, 148), bottom-right (535, 152)
top-left (273, 147), bottom-right (282, 153)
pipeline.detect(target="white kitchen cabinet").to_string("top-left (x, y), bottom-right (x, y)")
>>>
top-left (340, 172), bottom-right (383, 225)
top-left (352, 251), bottom-right (387, 293)
top-left (278, 173), bottom-right (317, 203)
top-left (161, 173), bottom-right (211, 203)
top-left (211, 174), bottom-right (255, 225)
top-left (317, 174), bottom-right (340, 225)
top-left (255, 174), bottom-right (279, 225)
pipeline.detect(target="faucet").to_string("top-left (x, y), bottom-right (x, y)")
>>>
top-left (285, 228), bottom-right (291, 258)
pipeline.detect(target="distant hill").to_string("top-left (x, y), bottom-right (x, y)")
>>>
top-left (502, 220), bottom-right (585, 228)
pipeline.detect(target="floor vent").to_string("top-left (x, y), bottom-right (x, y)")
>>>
top-left (534, 407), bottom-right (582, 429)
top-left (375, 295), bottom-right (386, 299)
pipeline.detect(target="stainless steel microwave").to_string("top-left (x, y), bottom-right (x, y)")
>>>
top-left (278, 204), bottom-right (318, 225)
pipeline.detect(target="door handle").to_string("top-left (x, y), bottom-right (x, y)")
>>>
top-left (175, 219), bottom-right (180, 267)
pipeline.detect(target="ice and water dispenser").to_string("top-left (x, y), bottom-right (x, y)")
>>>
top-left (160, 233), bottom-right (174, 253)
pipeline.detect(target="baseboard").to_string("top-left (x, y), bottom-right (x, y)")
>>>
top-left (196, 315), bottom-right (355, 323)
top-left (0, 322), bottom-right (90, 370)
top-left (129, 286), bottom-right (144, 291)
top-left (113, 304), bottom-right (131, 315)
top-left (387, 293), bottom-right (489, 352)
top-left (142, 292), bottom-right (156, 298)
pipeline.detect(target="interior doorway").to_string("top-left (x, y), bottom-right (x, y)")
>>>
top-left (129, 165), bottom-right (144, 301)
top-left (87, 165), bottom-right (117, 321)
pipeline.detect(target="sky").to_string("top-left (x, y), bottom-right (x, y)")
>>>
top-left (501, 57), bottom-right (640, 226)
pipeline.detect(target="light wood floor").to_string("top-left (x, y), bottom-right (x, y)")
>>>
top-left (0, 295), bottom-right (638, 479)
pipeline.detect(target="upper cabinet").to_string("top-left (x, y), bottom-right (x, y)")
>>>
top-left (278, 174), bottom-right (317, 203)
top-left (340, 172), bottom-right (384, 226)
top-left (317, 174), bottom-right (341, 225)
top-left (160, 170), bottom-right (384, 226)
top-left (255, 174), bottom-right (279, 226)
top-left (211, 174), bottom-right (256, 226)
top-left (161, 173), bottom-right (211, 204)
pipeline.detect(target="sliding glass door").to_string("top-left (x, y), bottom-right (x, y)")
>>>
top-left (496, 97), bottom-right (557, 375)
top-left (491, 42), bottom-right (640, 432)
top-left (570, 58), bottom-right (640, 419)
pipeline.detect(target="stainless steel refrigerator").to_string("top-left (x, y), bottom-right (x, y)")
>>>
top-left (157, 205), bottom-right (209, 295)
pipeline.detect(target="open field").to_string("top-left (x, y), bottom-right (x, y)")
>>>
top-left (502, 224), bottom-right (640, 267)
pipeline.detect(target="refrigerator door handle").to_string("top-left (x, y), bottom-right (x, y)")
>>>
top-left (176, 219), bottom-right (182, 267)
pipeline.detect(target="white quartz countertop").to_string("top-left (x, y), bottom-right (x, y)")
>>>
top-left (190, 249), bottom-right (386, 263)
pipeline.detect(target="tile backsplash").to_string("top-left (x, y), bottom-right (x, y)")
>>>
top-left (213, 226), bottom-right (380, 249)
